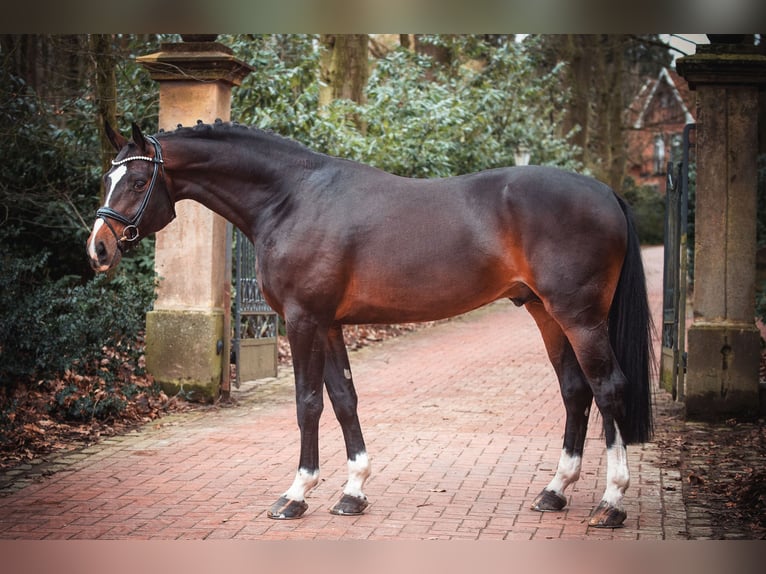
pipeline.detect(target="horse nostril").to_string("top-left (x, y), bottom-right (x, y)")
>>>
top-left (96, 241), bottom-right (107, 261)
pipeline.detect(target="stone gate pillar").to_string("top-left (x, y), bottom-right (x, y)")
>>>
top-left (137, 37), bottom-right (252, 401)
top-left (677, 38), bottom-right (766, 418)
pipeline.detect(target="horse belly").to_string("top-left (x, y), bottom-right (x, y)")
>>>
top-left (334, 251), bottom-right (514, 324)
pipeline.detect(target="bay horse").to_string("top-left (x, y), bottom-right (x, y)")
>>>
top-left (87, 121), bottom-right (653, 529)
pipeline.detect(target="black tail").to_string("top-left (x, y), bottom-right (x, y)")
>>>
top-left (609, 194), bottom-right (654, 444)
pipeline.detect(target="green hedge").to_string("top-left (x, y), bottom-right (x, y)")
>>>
top-left (0, 250), bottom-right (158, 421)
top-left (621, 178), bottom-right (666, 246)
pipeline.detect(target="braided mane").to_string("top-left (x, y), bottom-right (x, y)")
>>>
top-left (157, 119), bottom-right (309, 152)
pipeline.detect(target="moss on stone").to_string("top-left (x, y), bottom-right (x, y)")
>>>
top-left (145, 309), bottom-right (224, 403)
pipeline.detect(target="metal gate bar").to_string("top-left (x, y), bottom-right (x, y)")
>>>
top-left (661, 123), bottom-right (695, 400)
top-left (232, 226), bottom-right (279, 388)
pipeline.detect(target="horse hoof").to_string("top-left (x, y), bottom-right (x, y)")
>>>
top-left (531, 489), bottom-right (567, 512)
top-left (330, 493), bottom-right (369, 516)
top-left (267, 496), bottom-right (309, 519)
top-left (588, 501), bottom-right (627, 528)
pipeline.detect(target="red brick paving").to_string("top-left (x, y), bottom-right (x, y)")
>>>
top-left (0, 246), bottom-right (685, 539)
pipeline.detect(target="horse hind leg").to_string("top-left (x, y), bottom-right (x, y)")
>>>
top-left (564, 323), bottom-right (631, 528)
top-left (324, 324), bottom-right (371, 516)
top-left (589, 420), bottom-right (630, 528)
top-left (526, 301), bottom-right (593, 513)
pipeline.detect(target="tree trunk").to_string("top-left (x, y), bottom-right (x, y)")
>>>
top-left (605, 36), bottom-right (627, 193)
top-left (562, 35), bottom-right (594, 170)
top-left (413, 34), bottom-right (454, 65)
top-left (413, 34), bottom-right (455, 79)
top-left (89, 34), bottom-right (117, 202)
top-left (319, 34), bottom-right (369, 106)
top-left (558, 35), bottom-right (628, 191)
top-left (318, 34), bottom-right (369, 131)
top-left (588, 35), bottom-right (627, 191)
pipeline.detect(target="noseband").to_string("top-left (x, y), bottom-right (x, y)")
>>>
top-left (96, 135), bottom-right (173, 251)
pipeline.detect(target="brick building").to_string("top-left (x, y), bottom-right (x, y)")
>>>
top-left (626, 67), bottom-right (696, 192)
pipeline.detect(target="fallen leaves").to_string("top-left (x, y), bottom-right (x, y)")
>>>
top-left (687, 472), bottom-right (705, 486)
top-left (0, 342), bottom-right (192, 472)
top-left (680, 417), bottom-right (766, 538)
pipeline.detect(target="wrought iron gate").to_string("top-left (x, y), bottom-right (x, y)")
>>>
top-left (230, 224), bottom-right (279, 388)
top-left (661, 123), bottom-right (695, 401)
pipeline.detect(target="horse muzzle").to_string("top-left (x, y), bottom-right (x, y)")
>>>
top-left (86, 218), bottom-right (124, 273)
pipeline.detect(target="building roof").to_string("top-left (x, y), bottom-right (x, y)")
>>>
top-left (629, 67), bottom-right (695, 130)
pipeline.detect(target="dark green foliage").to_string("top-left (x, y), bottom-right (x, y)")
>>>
top-left (758, 154), bottom-right (766, 252)
top-left (53, 381), bottom-right (128, 421)
top-left (228, 34), bottom-right (581, 177)
top-left (755, 154), bottom-right (766, 327)
top-left (0, 72), bottom-right (100, 280)
top-left (0, 251), bottom-right (156, 387)
top-left (0, 247), bottom-right (158, 423)
top-left (0, 36), bottom-right (163, 281)
top-left (621, 177), bottom-right (666, 245)
top-left (0, 36), bottom-right (164, 423)
top-left (756, 286), bottom-right (766, 327)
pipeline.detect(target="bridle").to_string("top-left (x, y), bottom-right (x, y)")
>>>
top-left (96, 135), bottom-right (174, 251)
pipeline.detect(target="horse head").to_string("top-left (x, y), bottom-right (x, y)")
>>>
top-left (86, 122), bottom-right (175, 272)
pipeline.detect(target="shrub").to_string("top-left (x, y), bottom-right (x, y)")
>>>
top-left (621, 177), bottom-right (666, 245)
top-left (229, 35), bottom-right (581, 177)
top-left (0, 250), bottom-right (156, 391)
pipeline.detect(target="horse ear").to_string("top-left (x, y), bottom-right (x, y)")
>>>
top-left (131, 122), bottom-right (148, 154)
top-left (104, 121), bottom-right (128, 151)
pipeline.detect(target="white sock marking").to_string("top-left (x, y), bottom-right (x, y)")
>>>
top-left (601, 422), bottom-right (630, 508)
top-left (343, 452), bottom-right (371, 499)
top-left (545, 449), bottom-right (582, 495)
top-left (283, 467), bottom-right (319, 501)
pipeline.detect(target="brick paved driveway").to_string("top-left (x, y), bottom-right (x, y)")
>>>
top-left (0, 247), bottom-right (686, 539)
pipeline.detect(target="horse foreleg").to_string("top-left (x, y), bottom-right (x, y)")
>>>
top-left (526, 302), bottom-right (593, 512)
top-left (324, 324), bottom-right (371, 515)
top-left (267, 314), bottom-right (327, 520)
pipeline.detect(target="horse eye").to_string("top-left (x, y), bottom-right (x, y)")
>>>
top-left (133, 180), bottom-right (147, 191)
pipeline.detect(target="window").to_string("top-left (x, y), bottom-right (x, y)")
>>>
top-left (653, 135), bottom-right (666, 175)
top-left (671, 133), bottom-right (683, 164)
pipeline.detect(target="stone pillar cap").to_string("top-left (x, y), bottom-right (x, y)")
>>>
top-left (677, 49), bottom-right (766, 89)
top-left (137, 42), bottom-right (254, 86)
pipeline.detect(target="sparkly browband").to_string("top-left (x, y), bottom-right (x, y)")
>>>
top-left (111, 155), bottom-right (163, 166)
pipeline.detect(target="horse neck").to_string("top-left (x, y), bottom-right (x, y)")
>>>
top-left (161, 130), bottom-right (318, 234)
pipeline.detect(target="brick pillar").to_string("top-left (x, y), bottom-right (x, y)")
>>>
top-left (137, 38), bottom-right (252, 401)
top-left (677, 40), bottom-right (766, 418)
